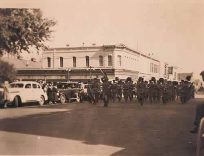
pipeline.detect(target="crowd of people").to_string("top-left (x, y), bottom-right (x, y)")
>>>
top-left (86, 76), bottom-right (195, 107)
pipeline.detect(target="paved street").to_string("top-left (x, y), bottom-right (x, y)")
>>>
top-left (0, 97), bottom-right (202, 156)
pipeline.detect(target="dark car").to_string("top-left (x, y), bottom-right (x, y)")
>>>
top-left (56, 82), bottom-right (83, 104)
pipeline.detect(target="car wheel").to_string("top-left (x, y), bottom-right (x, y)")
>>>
top-left (13, 96), bottom-right (19, 107)
top-left (60, 94), bottom-right (66, 104)
top-left (39, 96), bottom-right (45, 106)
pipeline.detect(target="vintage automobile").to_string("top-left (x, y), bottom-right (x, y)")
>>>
top-left (56, 82), bottom-right (83, 104)
top-left (5, 81), bottom-right (48, 107)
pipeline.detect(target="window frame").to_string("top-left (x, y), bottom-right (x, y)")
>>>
top-left (99, 55), bottom-right (104, 66)
top-left (73, 56), bottom-right (76, 67)
top-left (47, 57), bottom-right (51, 68)
top-left (86, 56), bottom-right (89, 67)
top-left (60, 57), bottom-right (63, 68)
top-left (117, 55), bottom-right (122, 67)
top-left (108, 55), bottom-right (112, 66)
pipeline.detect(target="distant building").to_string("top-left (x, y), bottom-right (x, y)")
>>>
top-left (167, 66), bottom-right (181, 81)
top-left (160, 62), bottom-right (169, 79)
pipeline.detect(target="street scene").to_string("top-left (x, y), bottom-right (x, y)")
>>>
top-left (0, 96), bottom-right (201, 155)
top-left (0, 0), bottom-right (204, 155)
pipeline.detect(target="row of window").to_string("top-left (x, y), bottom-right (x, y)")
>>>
top-left (150, 63), bottom-right (159, 73)
top-left (47, 55), bottom-right (113, 68)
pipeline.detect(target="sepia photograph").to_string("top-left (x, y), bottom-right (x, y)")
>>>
top-left (0, 0), bottom-right (204, 155)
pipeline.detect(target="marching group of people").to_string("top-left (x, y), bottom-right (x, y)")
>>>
top-left (87, 76), bottom-right (195, 107)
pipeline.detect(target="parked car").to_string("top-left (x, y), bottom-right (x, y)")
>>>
top-left (5, 81), bottom-right (48, 107)
top-left (56, 82), bottom-right (82, 104)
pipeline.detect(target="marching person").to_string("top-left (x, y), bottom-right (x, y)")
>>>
top-left (101, 76), bottom-right (110, 107)
top-left (110, 80), bottom-right (117, 103)
top-left (92, 78), bottom-right (101, 104)
top-left (136, 77), bottom-right (145, 106)
top-left (116, 80), bottom-right (123, 102)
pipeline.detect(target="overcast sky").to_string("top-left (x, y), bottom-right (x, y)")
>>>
top-left (1, 0), bottom-right (204, 78)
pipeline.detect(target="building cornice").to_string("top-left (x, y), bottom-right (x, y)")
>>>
top-left (46, 44), bottom-right (160, 62)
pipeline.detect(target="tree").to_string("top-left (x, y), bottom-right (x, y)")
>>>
top-left (0, 9), bottom-right (56, 55)
top-left (0, 60), bottom-right (16, 82)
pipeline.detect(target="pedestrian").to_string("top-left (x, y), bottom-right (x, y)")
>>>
top-left (47, 83), bottom-right (53, 104)
top-left (52, 83), bottom-right (58, 104)
top-left (2, 81), bottom-right (9, 108)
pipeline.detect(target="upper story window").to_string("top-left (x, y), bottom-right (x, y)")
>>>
top-left (47, 57), bottom-right (51, 68)
top-left (150, 63), bottom-right (159, 73)
top-left (117, 55), bottom-right (122, 66)
top-left (99, 55), bottom-right (104, 66)
top-left (108, 55), bottom-right (112, 66)
top-left (60, 57), bottom-right (63, 67)
top-left (73, 57), bottom-right (76, 67)
top-left (86, 56), bottom-right (89, 67)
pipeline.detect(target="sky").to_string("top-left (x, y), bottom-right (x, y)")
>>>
top-left (1, 0), bottom-right (204, 78)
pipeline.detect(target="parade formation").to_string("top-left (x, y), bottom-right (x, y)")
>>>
top-left (38, 74), bottom-right (196, 108)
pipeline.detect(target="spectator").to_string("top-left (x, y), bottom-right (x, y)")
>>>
top-left (52, 84), bottom-right (58, 104)
top-left (47, 83), bottom-right (53, 104)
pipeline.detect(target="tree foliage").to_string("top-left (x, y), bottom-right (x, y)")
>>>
top-left (0, 60), bottom-right (16, 82)
top-left (0, 8), bottom-right (56, 55)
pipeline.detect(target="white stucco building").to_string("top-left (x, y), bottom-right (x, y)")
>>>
top-left (42, 44), bottom-right (160, 81)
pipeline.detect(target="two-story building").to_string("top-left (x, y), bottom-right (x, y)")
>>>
top-left (40, 44), bottom-right (160, 82)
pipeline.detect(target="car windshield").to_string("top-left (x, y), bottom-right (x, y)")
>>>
top-left (57, 83), bottom-right (81, 89)
top-left (10, 83), bottom-right (24, 88)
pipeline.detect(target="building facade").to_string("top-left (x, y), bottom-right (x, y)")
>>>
top-left (2, 44), bottom-right (184, 82)
top-left (41, 44), bottom-right (160, 82)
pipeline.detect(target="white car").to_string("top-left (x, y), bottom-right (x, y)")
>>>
top-left (6, 81), bottom-right (48, 107)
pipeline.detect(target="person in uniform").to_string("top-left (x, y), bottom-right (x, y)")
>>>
top-left (129, 80), bottom-right (134, 102)
top-left (172, 81), bottom-right (178, 101)
top-left (92, 78), bottom-right (101, 104)
top-left (87, 80), bottom-right (94, 104)
top-left (101, 76), bottom-right (111, 107)
top-left (136, 77), bottom-right (145, 106)
top-left (123, 79), bottom-right (130, 103)
top-left (161, 80), bottom-right (168, 104)
top-left (110, 80), bottom-right (118, 103)
top-left (148, 80), bottom-right (154, 103)
top-left (156, 80), bottom-right (162, 103)
top-left (116, 80), bottom-right (123, 102)
top-left (144, 81), bottom-right (149, 102)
